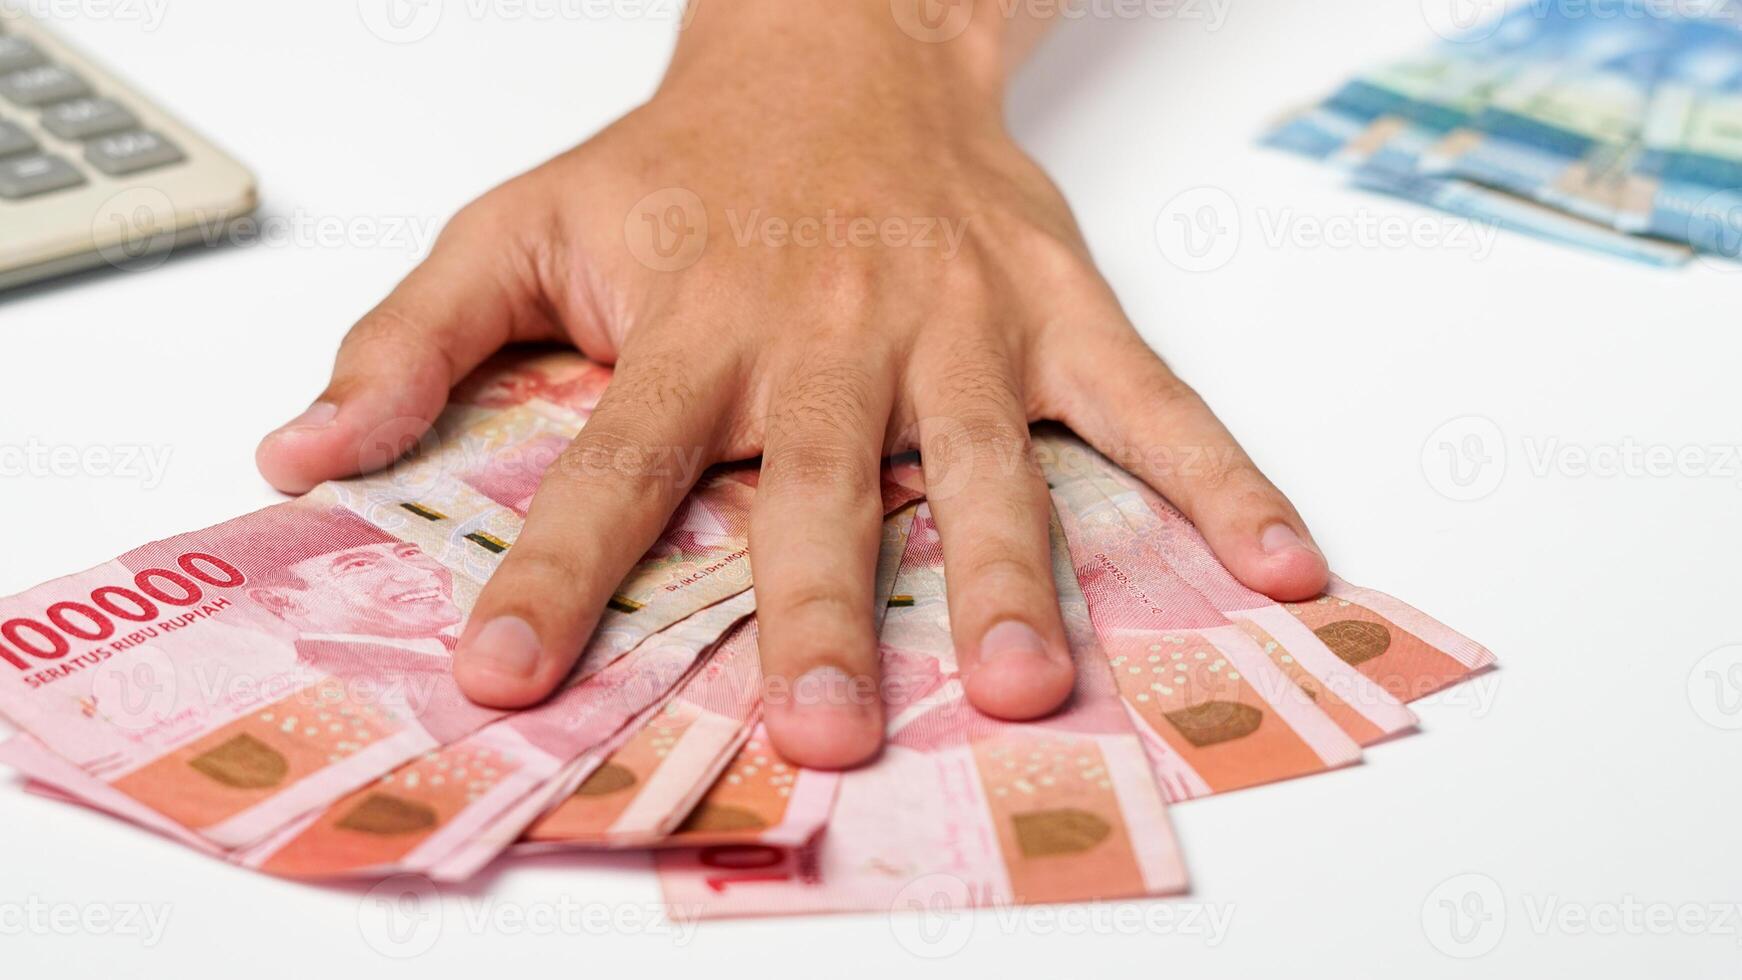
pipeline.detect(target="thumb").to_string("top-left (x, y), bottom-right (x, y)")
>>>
top-left (255, 212), bottom-right (549, 493)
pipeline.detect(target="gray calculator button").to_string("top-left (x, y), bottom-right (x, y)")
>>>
top-left (0, 153), bottom-right (86, 199)
top-left (84, 129), bottom-right (185, 175)
top-left (42, 97), bottom-right (138, 140)
top-left (0, 119), bottom-right (36, 157)
top-left (0, 36), bottom-right (47, 74)
top-left (0, 64), bottom-right (91, 107)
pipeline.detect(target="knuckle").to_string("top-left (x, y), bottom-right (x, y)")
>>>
top-left (764, 359), bottom-right (881, 445)
top-left (763, 582), bottom-right (863, 623)
top-left (440, 191), bottom-right (517, 244)
top-left (549, 429), bottom-right (681, 501)
top-left (1191, 452), bottom-right (1267, 497)
top-left (342, 304), bottom-right (427, 355)
top-left (957, 546), bottom-right (1051, 594)
top-left (955, 412), bottom-right (1029, 462)
top-left (761, 440), bottom-right (876, 497)
top-left (608, 349), bottom-right (710, 418)
top-left (331, 305), bottom-right (456, 395)
top-left (1146, 368), bottom-right (1203, 416)
top-left (936, 353), bottom-right (1022, 413)
top-left (502, 544), bottom-right (591, 593)
top-left (1022, 227), bottom-right (1097, 283)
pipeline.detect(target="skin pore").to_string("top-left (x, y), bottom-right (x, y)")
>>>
top-left (256, 0), bottom-right (1328, 769)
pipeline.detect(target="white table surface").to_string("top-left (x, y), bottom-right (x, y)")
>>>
top-left (2, 1), bottom-right (1737, 976)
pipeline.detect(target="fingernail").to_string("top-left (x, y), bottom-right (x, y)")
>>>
top-left (464, 616), bottom-right (543, 679)
top-left (978, 620), bottom-right (1052, 666)
top-left (788, 665), bottom-right (873, 719)
top-left (272, 401), bottom-right (338, 435)
top-left (1260, 522), bottom-right (1318, 557)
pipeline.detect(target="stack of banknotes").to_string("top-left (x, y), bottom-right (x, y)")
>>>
top-left (0, 350), bottom-right (1494, 918)
top-left (1264, 0), bottom-right (1742, 267)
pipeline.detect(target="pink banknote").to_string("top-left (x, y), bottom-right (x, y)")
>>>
top-left (1038, 430), bottom-right (1494, 748)
top-left (522, 506), bottom-right (917, 850)
top-left (655, 505), bottom-right (1190, 918)
top-left (236, 590), bottom-right (758, 878)
top-left (1045, 454), bottom-right (1364, 801)
top-left (0, 350), bottom-right (919, 852)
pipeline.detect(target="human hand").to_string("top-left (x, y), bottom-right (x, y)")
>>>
top-left (255, 0), bottom-right (1328, 769)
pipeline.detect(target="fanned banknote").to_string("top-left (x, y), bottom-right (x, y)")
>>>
top-left (1037, 431), bottom-right (1413, 745)
top-left (1044, 449), bottom-right (1363, 800)
top-left (520, 505), bottom-right (918, 850)
top-left (1037, 431), bottom-right (1493, 745)
top-left (0, 393), bottom-right (775, 850)
top-left (655, 505), bottom-right (1191, 918)
top-left (1, 348), bottom-right (1498, 918)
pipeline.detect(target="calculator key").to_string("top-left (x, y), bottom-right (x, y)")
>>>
top-left (0, 36), bottom-right (47, 74)
top-left (0, 119), bottom-right (36, 157)
top-left (0, 153), bottom-right (86, 199)
top-left (84, 129), bottom-right (184, 175)
top-left (0, 64), bottom-right (91, 107)
top-left (41, 97), bottom-right (137, 140)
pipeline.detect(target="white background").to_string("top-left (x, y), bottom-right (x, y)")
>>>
top-left (1, 0), bottom-right (1738, 976)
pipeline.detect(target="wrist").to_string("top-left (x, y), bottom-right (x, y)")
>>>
top-left (659, 0), bottom-right (1014, 121)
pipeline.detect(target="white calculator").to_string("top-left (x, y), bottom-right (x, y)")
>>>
top-left (0, 11), bottom-right (256, 289)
